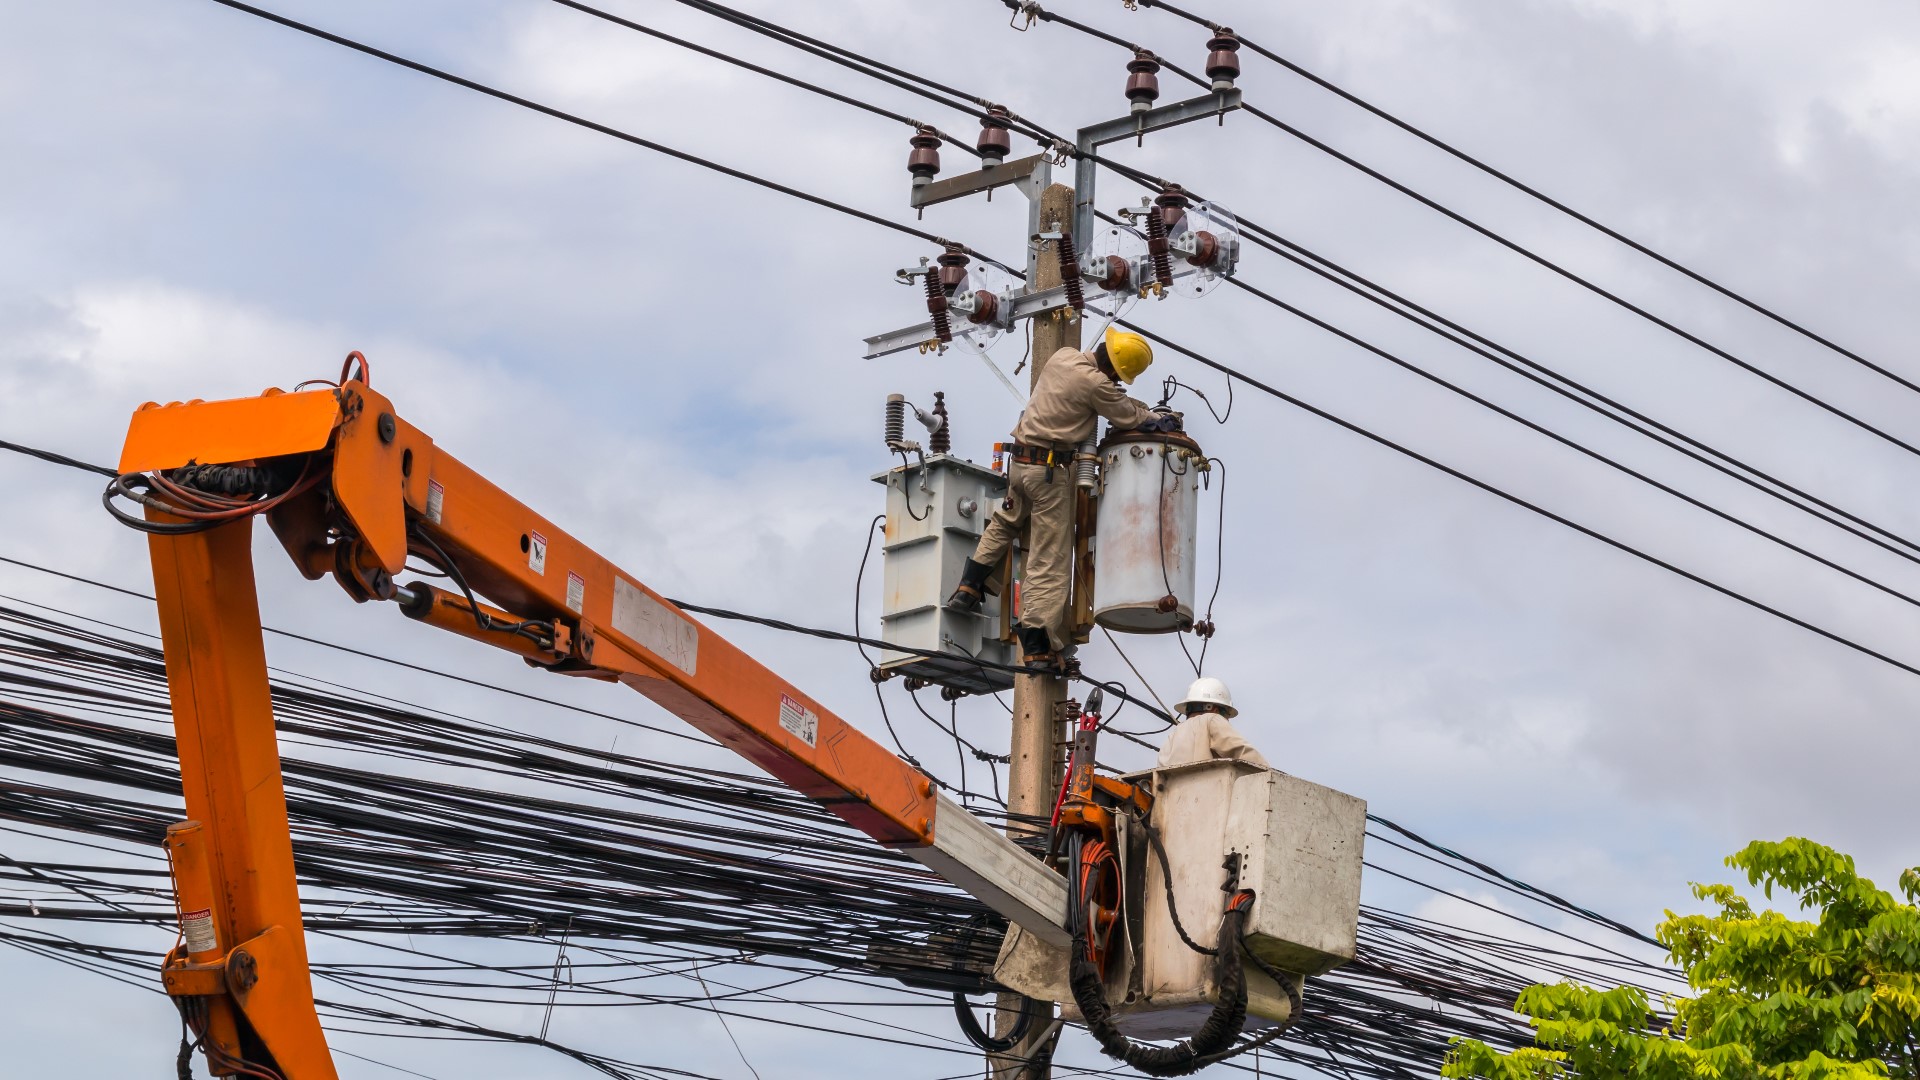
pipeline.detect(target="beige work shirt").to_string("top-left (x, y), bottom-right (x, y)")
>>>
top-left (1012, 347), bottom-right (1158, 447)
top-left (1156, 713), bottom-right (1270, 770)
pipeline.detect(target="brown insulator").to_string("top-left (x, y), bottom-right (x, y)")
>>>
top-left (924, 272), bottom-right (952, 343)
top-left (1155, 184), bottom-right (1191, 234)
top-left (936, 246), bottom-right (971, 292)
top-left (1057, 227), bottom-right (1085, 312)
top-left (908, 126), bottom-right (942, 186)
top-left (930, 391), bottom-right (951, 455)
top-left (1186, 230), bottom-right (1220, 268)
top-left (966, 290), bottom-right (1000, 326)
top-left (1144, 206), bottom-right (1173, 289)
top-left (1125, 49), bottom-right (1161, 113)
top-left (1097, 254), bottom-right (1131, 292)
top-left (1205, 28), bottom-right (1241, 91)
top-left (977, 106), bottom-right (1012, 167)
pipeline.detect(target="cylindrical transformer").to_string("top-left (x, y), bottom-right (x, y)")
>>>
top-left (1093, 430), bottom-right (1204, 633)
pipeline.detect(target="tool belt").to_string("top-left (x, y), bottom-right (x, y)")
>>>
top-left (1007, 442), bottom-right (1076, 467)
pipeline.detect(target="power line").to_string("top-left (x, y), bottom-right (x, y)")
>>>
top-left (657, 0), bottom-right (1075, 151)
top-left (573, 0), bottom-right (1920, 584)
top-left (1112, 318), bottom-right (1920, 683)
top-left (1218, 272), bottom-right (1920, 613)
top-left (0, 525), bottom-right (1661, 960)
top-left (587, 0), bottom-right (1920, 578)
top-left (544, 0), bottom-right (985, 158)
top-left (1130, 0), bottom-right (1920, 400)
top-left (0, 591), bottom-right (1671, 1080)
top-left (1220, 214), bottom-right (1920, 567)
top-left (1011, 1), bottom-right (1920, 460)
top-left (196, 0), bottom-right (994, 260)
top-left (424, 0), bottom-right (1920, 672)
top-left (85, 0), bottom-right (1920, 758)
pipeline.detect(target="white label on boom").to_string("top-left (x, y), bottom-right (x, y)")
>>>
top-left (610, 577), bottom-right (696, 675)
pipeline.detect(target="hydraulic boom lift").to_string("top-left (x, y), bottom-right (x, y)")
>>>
top-left (113, 357), bottom-right (1067, 1078)
top-left (113, 356), bottom-right (1364, 1078)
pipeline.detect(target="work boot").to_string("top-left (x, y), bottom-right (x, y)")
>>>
top-left (945, 558), bottom-right (994, 613)
top-left (1017, 625), bottom-right (1060, 670)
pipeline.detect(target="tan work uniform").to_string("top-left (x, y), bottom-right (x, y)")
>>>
top-left (972, 347), bottom-right (1157, 651)
top-left (1156, 712), bottom-right (1270, 770)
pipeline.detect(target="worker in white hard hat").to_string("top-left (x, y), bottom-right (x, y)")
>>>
top-left (945, 327), bottom-right (1180, 670)
top-left (1157, 677), bottom-right (1269, 769)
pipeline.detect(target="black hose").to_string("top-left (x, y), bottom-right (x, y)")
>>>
top-left (1143, 817), bottom-right (1216, 956)
top-left (953, 990), bottom-right (1041, 1053)
top-left (1066, 832), bottom-right (1253, 1076)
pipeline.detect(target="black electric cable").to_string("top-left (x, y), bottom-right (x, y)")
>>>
top-left (1133, 0), bottom-right (1920, 400)
top-left (1218, 273), bottom-right (1920, 615)
top-left (667, 598), bottom-right (1174, 721)
top-left (0, 439), bottom-right (117, 478)
top-left (659, 0), bottom-right (1075, 150)
top-left (513, 0), bottom-right (1920, 589)
top-left (540, 0), bottom-right (1920, 582)
top-left (1111, 319), bottom-right (1920, 683)
top-left (1085, 112), bottom-right (1920, 573)
top-left (0, 431), bottom-right (1173, 720)
top-left (20, 378), bottom-right (1920, 718)
top-left (1217, 212), bottom-right (1920, 566)
top-left (135, 3), bottom-right (1920, 682)
top-left (1016, 1), bottom-right (1920, 460)
top-left (544, 0), bottom-right (985, 158)
top-left (196, 0), bottom-right (991, 259)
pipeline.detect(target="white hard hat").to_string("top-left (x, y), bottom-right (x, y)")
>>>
top-left (1174, 677), bottom-right (1236, 719)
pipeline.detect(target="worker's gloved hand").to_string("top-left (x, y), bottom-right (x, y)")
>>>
top-left (1138, 411), bottom-right (1184, 433)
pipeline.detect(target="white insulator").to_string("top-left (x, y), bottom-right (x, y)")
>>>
top-left (1092, 433), bottom-right (1202, 633)
top-left (1073, 432), bottom-right (1100, 490)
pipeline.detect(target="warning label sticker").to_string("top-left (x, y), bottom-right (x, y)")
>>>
top-left (566, 571), bottom-right (585, 614)
top-left (778, 694), bottom-right (818, 748)
top-left (425, 479), bottom-right (445, 524)
top-left (180, 907), bottom-right (218, 955)
top-left (528, 530), bottom-right (548, 575)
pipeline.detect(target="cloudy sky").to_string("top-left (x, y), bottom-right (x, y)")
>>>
top-left (4, 0), bottom-right (1919, 1075)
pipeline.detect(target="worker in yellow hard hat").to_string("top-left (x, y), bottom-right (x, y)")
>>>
top-left (947, 327), bottom-right (1181, 668)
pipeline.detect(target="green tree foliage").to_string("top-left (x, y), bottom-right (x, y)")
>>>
top-left (1443, 839), bottom-right (1920, 1080)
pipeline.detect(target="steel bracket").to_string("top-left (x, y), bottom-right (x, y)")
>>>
top-left (1073, 88), bottom-right (1242, 244)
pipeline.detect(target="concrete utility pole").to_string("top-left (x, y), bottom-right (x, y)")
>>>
top-left (992, 181), bottom-right (1079, 1080)
top-left (861, 87), bottom-right (1246, 1080)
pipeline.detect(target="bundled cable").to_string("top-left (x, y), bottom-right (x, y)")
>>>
top-left (103, 458), bottom-right (318, 535)
top-left (1065, 828), bottom-right (1252, 1075)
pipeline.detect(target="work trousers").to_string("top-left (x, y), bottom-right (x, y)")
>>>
top-left (972, 460), bottom-right (1074, 652)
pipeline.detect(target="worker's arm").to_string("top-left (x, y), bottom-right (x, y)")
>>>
top-left (1085, 369), bottom-right (1159, 430)
top-left (1200, 715), bottom-right (1270, 769)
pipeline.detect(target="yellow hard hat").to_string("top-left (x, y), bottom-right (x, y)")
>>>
top-left (1103, 327), bottom-right (1154, 384)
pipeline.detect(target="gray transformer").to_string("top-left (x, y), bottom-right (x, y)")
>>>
top-left (871, 455), bottom-right (1020, 693)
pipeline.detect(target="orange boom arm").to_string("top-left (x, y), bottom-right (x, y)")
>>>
top-left (120, 362), bottom-right (1064, 1078)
